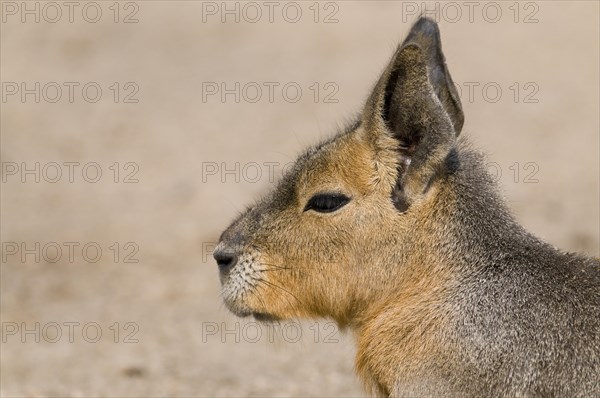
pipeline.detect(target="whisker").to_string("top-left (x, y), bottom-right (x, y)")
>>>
top-left (259, 262), bottom-right (314, 272)
top-left (255, 277), bottom-right (304, 307)
top-left (255, 279), bottom-right (298, 310)
top-left (260, 267), bottom-right (310, 273)
top-left (253, 286), bottom-right (268, 311)
top-left (261, 261), bottom-right (334, 271)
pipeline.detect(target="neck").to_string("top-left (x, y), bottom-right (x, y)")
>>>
top-left (350, 141), bottom-right (532, 326)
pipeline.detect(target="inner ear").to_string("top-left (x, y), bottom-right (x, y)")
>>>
top-left (383, 67), bottom-right (419, 152)
top-left (401, 17), bottom-right (464, 135)
top-left (375, 17), bottom-right (464, 146)
top-left (382, 63), bottom-right (401, 131)
top-left (362, 18), bottom-right (464, 210)
top-left (380, 43), bottom-right (432, 156)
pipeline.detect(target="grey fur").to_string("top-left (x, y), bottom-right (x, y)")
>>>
top-left (215, 17), bottom-right (600, 397)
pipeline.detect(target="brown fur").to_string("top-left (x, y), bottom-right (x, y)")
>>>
top-left (214, 17), bottom-right (600, 397)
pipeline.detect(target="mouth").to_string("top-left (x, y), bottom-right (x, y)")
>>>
top-left (222, 296), bottom-right (278, 322)
top-left (226, 306), bottom-right (279, 323)
top-left (252, 312), bottom-right (280, 322)
top-left (220, 276), bottom-right (280, 322)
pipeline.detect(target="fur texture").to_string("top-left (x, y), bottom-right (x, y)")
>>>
top-left (214, 17), bottom-right (600, 397)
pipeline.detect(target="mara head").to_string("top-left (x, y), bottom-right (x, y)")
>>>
top-left (214, 17), bottom-right (467, 325)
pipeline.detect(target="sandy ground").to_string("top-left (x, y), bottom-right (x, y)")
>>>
top-left (1, 1), bottom-right (598, 397)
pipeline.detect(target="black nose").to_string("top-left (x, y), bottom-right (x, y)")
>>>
top-left (213, 250), bottom-right (237, 273)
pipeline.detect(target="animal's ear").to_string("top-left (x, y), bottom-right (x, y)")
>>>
top-left (362, 17), bottom-right (464, 211)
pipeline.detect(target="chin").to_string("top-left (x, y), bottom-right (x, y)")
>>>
top-left (224, 301), bottom-right (280, 322)
top-left (221, 295), bottom-right (263, 319)
top-left (252, 312), bottom-right (280, 323)
top-left (221, 288), bottom-right (282, 322)
top-left (225, 302), bottom-right (280, 322)
top-left (221, 294), bottom-right (250, 317)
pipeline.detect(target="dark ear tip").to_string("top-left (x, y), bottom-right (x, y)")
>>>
top-left (413, 16), bottom-right (439, 30)
top-left (408, 16), bottom-right (441, 40)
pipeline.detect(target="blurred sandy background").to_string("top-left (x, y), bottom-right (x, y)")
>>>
top-left (1, 1), bottom-right (598, 397)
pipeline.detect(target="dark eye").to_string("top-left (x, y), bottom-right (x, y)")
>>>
top-left (304, 193), bottom-right (350, 213)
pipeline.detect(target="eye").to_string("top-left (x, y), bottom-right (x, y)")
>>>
top-left (304, 193), bottom-right (350, 213)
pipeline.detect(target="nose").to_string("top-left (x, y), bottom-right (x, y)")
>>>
top-left (213, 249), bottom-right (238, 274)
